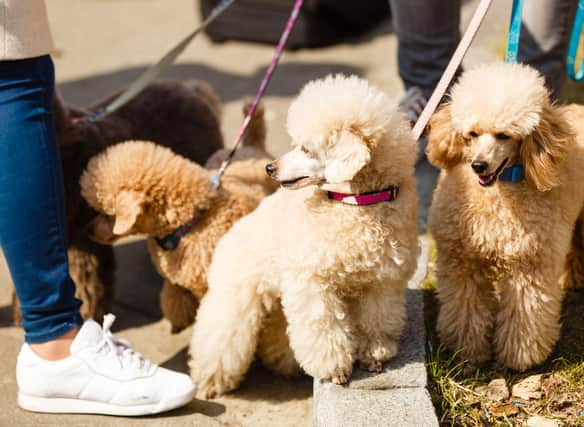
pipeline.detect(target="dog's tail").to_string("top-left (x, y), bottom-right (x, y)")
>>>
top-left (241, 98), bottom-right (266, 151)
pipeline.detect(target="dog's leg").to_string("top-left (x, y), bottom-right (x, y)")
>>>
top-left (160, 281), bottom-right (199, 334)
top-left (257, 299), bottom-right (302, 377)
top-left (281, 278), bottom-right (355, 384)
top-left (189, 278), bottom-right (266, 398)
top-left (560, 217), bottom-right (584, 289)
top-left (494, 266), bottom-right (563, 371)
top-left (436, 259), bottom-right (497, 366)
top-left (355, 285), bottom-right (406, 372)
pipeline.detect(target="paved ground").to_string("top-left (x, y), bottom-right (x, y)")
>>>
top-left (0, 1), bottom-right (507, 425)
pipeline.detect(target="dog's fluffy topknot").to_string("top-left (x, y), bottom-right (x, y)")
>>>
top-left (286, 74), bottom-right (408, 149)
top-left (450, 63), bottom-right (548, 137)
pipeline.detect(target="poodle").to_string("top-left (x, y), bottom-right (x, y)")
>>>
top-left (426, 62), bottom-right (584, 371)
top-left (12, 80), bottom-right (223, 325)
top-left (189, 74), bottom-right (420, 398)
top-left (80, 103), bottom-right (277, 333)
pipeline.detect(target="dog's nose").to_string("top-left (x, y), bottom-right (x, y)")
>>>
top-left (471, 160), bottom-right (488, 174)
top-left (265, 163), bottom-right (277, 177)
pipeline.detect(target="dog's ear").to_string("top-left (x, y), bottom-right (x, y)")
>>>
top-left (520, 104), bottom-right (573, 192)
top-left (113, 191), bottom-right (144, 235)
top-left (324, 130), bottom-right (371, 183)
top-left (426, 105), bottom-right (465, 169)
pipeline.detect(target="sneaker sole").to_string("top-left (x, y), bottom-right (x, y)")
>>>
top-left (18, 389), bottom-right (196, 417)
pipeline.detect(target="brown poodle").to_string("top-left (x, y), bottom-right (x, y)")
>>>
top-left (80, 104), bottom-right (277, 332)
top-left (426, 62), bottom-right (584, 371)
top-left (12, 80), bottom-right (223, 324)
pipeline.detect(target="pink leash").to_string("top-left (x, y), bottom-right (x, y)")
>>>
top-left (411, 0), bottom-right (493, 142)
top-left (211, 0), bottom-right (304, 189)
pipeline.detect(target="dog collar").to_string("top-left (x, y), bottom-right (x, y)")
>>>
top-left (155, 210), bottom-right (206, 250)
top-left (328, 186), bottom-right (399, 206)
top-left (499, 164), bottom-right (524, 182)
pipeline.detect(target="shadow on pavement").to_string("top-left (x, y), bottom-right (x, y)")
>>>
top-left (58, 61), bottom-right (363, 108)
top-left (0, 305), bottom-right (13, 327)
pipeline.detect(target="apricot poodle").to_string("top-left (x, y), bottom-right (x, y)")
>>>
top-left (427, 62), bottom-right (584, 371)
top-left (189, 74), bottom-right (420, 398)
top-left (80, 103), bottom-right (277, 333)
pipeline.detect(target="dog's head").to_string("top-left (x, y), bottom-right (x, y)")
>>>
top-left (427, 63), bottom-right (574, 191)
top-left (81, 141), bottom-right (213, 245)
top-left (266, 74), bottom-right (415, 194)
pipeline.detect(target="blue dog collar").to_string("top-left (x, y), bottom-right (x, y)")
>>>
top-left (155, 210), bottom-right (206, 250)
top-left (499, 164), bottom-right (524, 183)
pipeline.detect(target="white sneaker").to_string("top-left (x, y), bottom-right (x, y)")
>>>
top-left (16, 314), bottom-right (196, 416)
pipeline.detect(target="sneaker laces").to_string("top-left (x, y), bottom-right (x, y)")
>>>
top-left (97, 314), bottom-right (152, 371)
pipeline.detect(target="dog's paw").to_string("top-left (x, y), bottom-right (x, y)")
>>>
top-left (358, 337), bottom-right (398, 372)
top-left (330, 367), bottom-right (351, 385)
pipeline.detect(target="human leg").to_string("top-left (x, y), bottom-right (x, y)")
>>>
top-left (519, 0), bottom-right (578, 100)
top-left (389, 0), bottom-right (462, 99)
top-left (0, 56), bottom-right (82, 345)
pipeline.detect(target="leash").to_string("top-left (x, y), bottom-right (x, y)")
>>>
top-left (411, 0), bottom-right (493, 142)
top-left (210, 0), bottom-right (304, 189)
top-left (86, 0), bottom-right (237, 122)
top-left (567, 0), bottom-right (584, 81)
top-left (505, 0), bottom-right (524, 63)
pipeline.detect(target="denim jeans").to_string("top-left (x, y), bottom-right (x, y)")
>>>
top-left (0, 55), bottom-right (82, 343)
top-left (389, 0), bottom-right (578, 100)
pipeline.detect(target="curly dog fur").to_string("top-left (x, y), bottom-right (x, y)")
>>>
top-left (80, 103), bottom-right (276, 333)
top-left (12, 80), bottom-right (223, 324)
top-left (426, 62), bottom-right (584, 371)
top-left (189, 75), bottom-right (420, 398)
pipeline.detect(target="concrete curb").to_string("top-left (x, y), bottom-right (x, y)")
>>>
top-left (313, 236), bottom-right (438, 427)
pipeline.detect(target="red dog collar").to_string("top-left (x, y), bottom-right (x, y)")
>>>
top-left (328, 186), bottom-right (399, 206)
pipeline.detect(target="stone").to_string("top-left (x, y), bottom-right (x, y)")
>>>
top-left (512, 375), bottom-right (543, 401)
top-left (526, 415), bottom-right (561, 427)
top-left (475, 378), bottom-right (509, 402)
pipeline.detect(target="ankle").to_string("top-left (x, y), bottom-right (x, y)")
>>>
top-left (29, 327), bottom-right (80, 361)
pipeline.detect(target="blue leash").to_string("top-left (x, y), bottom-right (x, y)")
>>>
top-left (567, 0), bottom-right (584, 82)
top-left (505, 0), bottom-right (524, 63)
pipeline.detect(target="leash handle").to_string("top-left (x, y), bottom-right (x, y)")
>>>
top-left (211, 0), bottom-right (304, 189)
top-left (505, 0), bottom-right (524, 63)
top-left (411, 0), bottom-right (493, 142)
top-left (88, 0), bottom-right (237, 123)
top-left (567, 0), bottom-right (584, 82)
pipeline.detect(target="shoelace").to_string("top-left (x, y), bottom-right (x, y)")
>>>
top-left (97, 314), bottom-right (152, 371)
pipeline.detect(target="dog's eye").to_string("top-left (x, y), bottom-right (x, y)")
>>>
top-left (496, 133), bottom-right (511, 140)
top-left (300, 146), bottom-right (309, 154)
top-left (468, 131), bottom-right (478, 138)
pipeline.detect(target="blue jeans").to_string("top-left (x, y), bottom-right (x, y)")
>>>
top-left (389, 0), bottom-right (578, 100)
top-left (0, 55), bottom-right (82, 343)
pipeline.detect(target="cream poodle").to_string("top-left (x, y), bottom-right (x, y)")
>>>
top-left (80, 103), bottom-right (278, 333)
top-left (426, 62), bottom-right (584, 371)
top-left (189, 74), bottom-right (420, 398)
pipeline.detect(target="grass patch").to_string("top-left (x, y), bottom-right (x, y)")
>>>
top-left (424, 236), bottom-right (584, 426)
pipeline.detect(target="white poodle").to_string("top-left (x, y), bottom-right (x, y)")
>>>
top-left (189, 75), bottom-right (420, 398)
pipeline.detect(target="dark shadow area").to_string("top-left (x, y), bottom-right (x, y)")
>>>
top-left (135, 398), bottom-right (226, 420)
top-left (106, 239), bottom-right (164, 331)
top-left (231, 360), bottom-right (313, 403)
top-left (0, 305), bottom-right (13, 327)
top-left (161, 346), bottom-right (312, 404)
top-left (161, 346), bottom-right (190, 374)
top-left (58, 61), bottom-right (363, 108)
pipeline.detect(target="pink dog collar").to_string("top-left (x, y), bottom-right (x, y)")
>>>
top-left (328, 186), bottom-right (399, 206)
